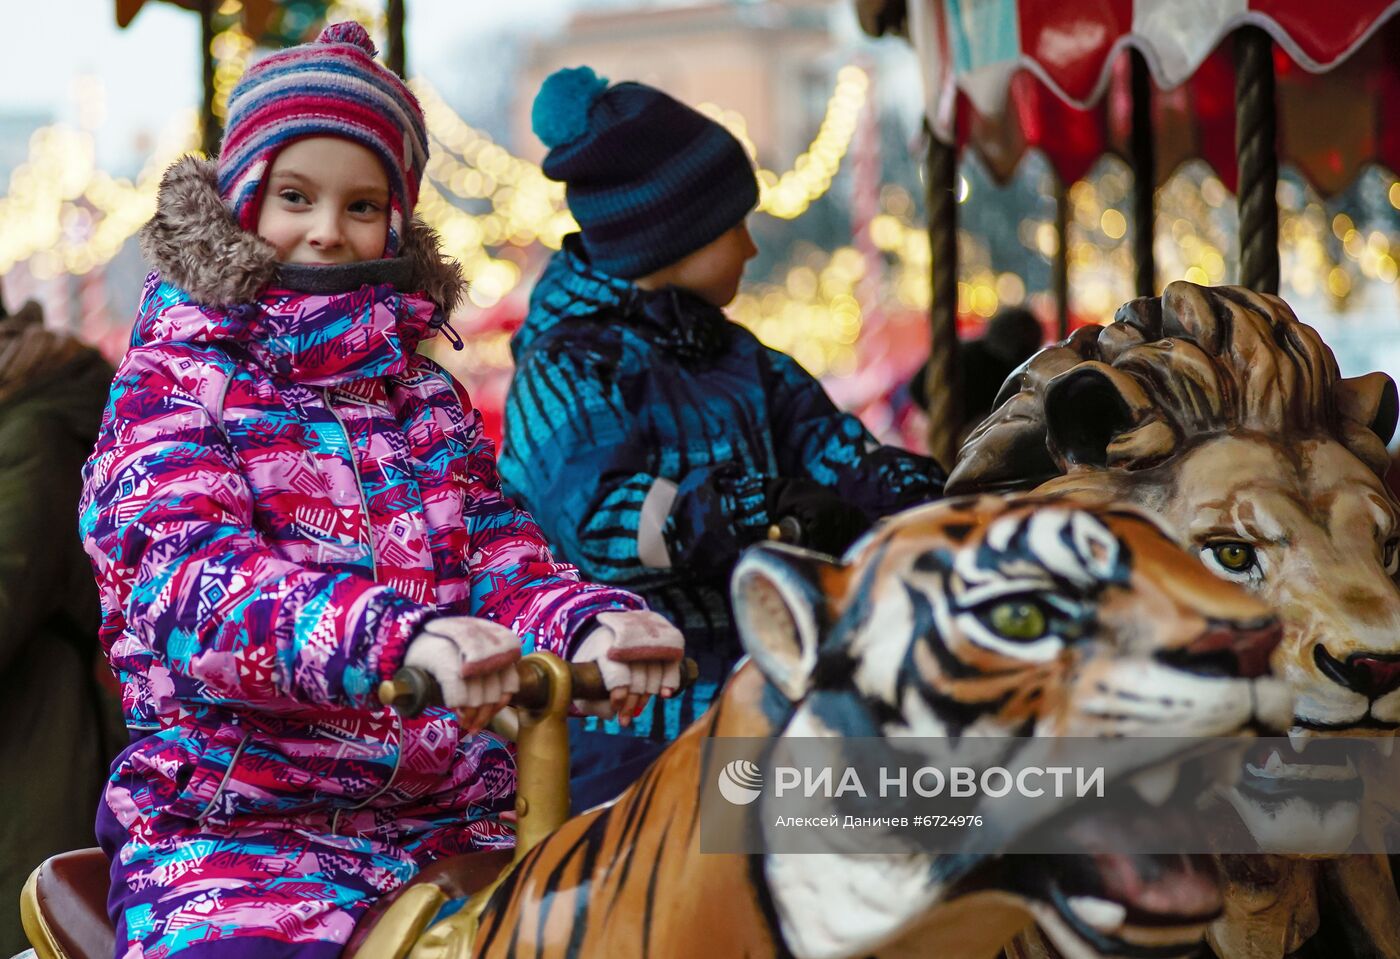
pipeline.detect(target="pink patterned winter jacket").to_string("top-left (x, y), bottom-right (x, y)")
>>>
top-left (78, 158), bottom-right (643, 841)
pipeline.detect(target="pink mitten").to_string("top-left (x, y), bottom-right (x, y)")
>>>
top-left (570, 610), bottom-right (684, 724)
top-left (404, 616), bottom-right (523, 732)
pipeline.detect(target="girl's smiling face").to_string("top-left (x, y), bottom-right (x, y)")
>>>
top-left (255, 137), bottom-right (390, 264)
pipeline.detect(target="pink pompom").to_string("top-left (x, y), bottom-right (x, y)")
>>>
top-left (317, 21), bottom-right (378, 57)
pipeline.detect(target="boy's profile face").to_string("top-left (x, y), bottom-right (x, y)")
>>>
top-left (255, 136), bottom-right (390, 265)
top-left (637, 221), bottom-right (758, 307)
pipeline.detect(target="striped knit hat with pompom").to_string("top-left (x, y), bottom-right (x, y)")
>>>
top-left (531, 66), bottom-right (758, 279)
top-left (217, 22), bottom-right (428, 256)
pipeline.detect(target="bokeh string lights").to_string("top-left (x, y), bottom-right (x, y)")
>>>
top-left (0, 111), bottom-right (196, 281)
top-left (1, 43), bottom-right (1396, 381)
top-left (699, 65), bottom-right (870, 221)
top-left (0, 59), bottom-right (866, 301)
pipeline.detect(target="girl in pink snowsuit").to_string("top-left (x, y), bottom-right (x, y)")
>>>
top-left (79, 23), bottom-right (682, 959)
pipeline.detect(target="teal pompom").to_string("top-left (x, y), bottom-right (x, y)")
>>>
top-left (532, 66), bottom-right (610, 150)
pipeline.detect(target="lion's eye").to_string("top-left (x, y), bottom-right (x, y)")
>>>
top-left (984, 601), bottom-right (1048, 641)
top-left (1207, 542), bottom-right (1257, 573)
top-left (1384, 539), bottom-right (1399, 575)
top-left (1199, 541), bottom-right (1266, 584)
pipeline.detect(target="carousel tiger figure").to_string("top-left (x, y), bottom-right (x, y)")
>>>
top-left (387, 494), bottom-right (1292, 959)
top-left (948, 282), bottom-right (1400, 959)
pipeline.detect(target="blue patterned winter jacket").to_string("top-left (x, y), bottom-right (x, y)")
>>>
top-left (499, 236), bottom-right (945, 741)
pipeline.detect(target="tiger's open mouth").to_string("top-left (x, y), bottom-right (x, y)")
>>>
top-left (1008, 736), bottom-right (1395, 957)
top-left (1027, 808), bottom-right (1221, 959)
top-left (969, 752), bottom-right (1234, 959)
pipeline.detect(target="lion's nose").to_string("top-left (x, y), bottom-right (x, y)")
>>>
top-left (1157, 618), bottom-right (1282, 678)
top-left (1315, 646), bottom-right (1400, 699)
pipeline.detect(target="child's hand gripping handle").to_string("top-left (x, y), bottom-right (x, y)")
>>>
top-left (379, 657), bottom-right (700, 719)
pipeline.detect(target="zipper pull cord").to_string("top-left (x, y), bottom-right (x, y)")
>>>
top-left (439, 319), bottom-right (465, 351)
top-left (430, 312), bottom-right (466, 351)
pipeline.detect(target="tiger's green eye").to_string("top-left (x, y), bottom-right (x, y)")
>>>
top-left (1211, 542), bottom-right (1255, 572)
top-left (987, 601), bottom-right (1047, 640)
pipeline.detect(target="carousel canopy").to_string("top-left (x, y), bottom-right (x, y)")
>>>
top-left (866, 0), bottom-right (1400, 193)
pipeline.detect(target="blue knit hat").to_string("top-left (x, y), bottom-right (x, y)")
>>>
top-left (531, 67), bottom-right (759, 280)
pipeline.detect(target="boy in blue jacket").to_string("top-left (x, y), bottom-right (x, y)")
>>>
top-left (500, 68), bottom-right (945, 806)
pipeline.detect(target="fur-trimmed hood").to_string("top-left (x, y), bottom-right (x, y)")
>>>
top-left (132, 157), bottom-right (469, 386)
top-left (140, 155), bottom-right (465, 314)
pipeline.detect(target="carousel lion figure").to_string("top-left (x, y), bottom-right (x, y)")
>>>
top-left (355, 492), bottom-right (1292, 959)
top-left (948, 281), bottom-right (1400, 958)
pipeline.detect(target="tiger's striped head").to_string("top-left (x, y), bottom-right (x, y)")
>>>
top-left (732, 493), bottom-right (1293, 959)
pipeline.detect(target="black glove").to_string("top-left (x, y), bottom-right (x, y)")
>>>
top-left (764, 477), bottom-right (873, 557)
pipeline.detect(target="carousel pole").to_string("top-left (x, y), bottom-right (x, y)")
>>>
top-left (1233, 25), bottom-right (1280, 294)
top-left (1053, 175), bottom-right (1069, 338)
top-left (923, 125), bottom-right (962, 470)
top-left (851, 62), bottom-right (884, 346)
top-left (1130, 49), bottom-right (1156, 297)
top-left (198, 0), bottom-right (220, 157)
top-left (387, 0), bottom-right (407, 77)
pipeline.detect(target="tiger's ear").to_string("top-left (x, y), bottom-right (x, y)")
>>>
top-left (731, 543), bottom-right (832, 702)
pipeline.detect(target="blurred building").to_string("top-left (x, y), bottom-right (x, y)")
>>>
top-left (514, 0), bottom-right (839, 170)
top-left (0, 112), bottom-right (51, 182)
